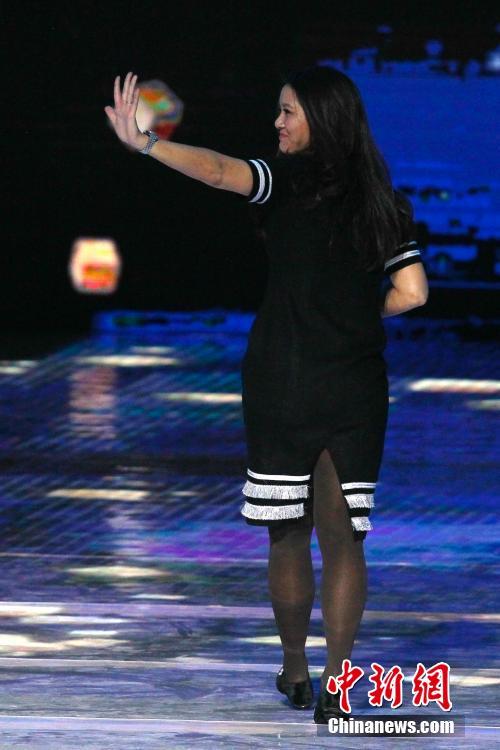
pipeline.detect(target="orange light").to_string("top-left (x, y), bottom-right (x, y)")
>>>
top-left (69, 237), bottom-right (121, 294)
top-left (135, 79), bottom-right (184, 140)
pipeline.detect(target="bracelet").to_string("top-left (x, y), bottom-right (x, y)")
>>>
top-left (140, 130), bottom-right (159, 155)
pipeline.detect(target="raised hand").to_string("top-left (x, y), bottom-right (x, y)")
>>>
top-left (104, 72), bottom-right (146, 151)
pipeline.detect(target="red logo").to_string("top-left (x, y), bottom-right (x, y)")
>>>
top-left (323, 660), bottom-right (453, 713)
top-left (412, 661), bottom-right (452, 711)
top-left (367, 662), bottom-right (404, 708)
top-left (326, 659), bottom-right (364, 713)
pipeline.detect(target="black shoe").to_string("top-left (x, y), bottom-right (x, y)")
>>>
top-left (313, 685), bottom-right (351, 724)
top-left (276, 667), bottom-right (314, 709)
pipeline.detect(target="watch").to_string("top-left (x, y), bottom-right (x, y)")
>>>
top-left (140, 130), bottom-right (159, 155)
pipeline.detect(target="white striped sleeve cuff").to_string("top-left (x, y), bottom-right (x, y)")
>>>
top-left (384, 241), bottom-right (422, 274)
top-left (247, 159), bottom-right (273, 204)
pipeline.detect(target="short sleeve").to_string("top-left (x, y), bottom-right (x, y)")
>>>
top-left (246, 159), bottom-right (273, 204)
top-left (384, 195), bottom-right (423, 275)
top-left (245, 155), bottom-right (300, 205)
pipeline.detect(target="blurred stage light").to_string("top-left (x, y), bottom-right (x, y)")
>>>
top-left (69, 630), bottom-right (119, 636)
top-left (466, 399), bottom-right (500, 410)
top-left (156, 392), bottom-right (242, 403)
top-left (69, 237), bottom-right (121, 294)
top-left (19, 616), bottom-right (125, 624)
top-left (0, 604), bottom-right (61, 617)
top-left (47, 488), bottom-right (150, 501)
top-left (239, 635), bottom-right (327, 647)
top-left (136, 79), bottom-right (184, 140)
top-left (485, 46), bottom-right (500, 72)
top-left (75, 355), bottom-right (180, 366)
top-left (0, 360), bottom-right (37, 375)
top-left (425, 39), bottom-right (444, 57)
top-left (408, 378), bottom-right (500, 394)
top-left (66, 564), bottom-right (169, 579)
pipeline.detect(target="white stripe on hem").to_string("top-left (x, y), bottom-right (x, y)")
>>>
top-left (247, 469), bottom-right (311, 482)
top-left (342, 482), bottom-right (376, 490)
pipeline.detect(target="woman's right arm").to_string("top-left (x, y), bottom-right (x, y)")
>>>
top-left (104, 72), bottom-right (253, 196)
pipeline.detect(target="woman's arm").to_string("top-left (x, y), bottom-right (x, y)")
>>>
top-left (381, 262), bottom-right (429, 318)
top-left (140, 137), bottom-right (254, 195)
top-left (104, 72), bottom-right (253, 195)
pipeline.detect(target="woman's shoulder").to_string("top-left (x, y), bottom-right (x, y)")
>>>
top-left (394, 189), bottom-right (414, 219)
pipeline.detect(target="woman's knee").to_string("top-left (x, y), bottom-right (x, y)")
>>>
top-left (267, 513), bottom-right (313, 544)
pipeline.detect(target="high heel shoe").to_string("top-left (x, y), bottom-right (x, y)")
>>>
top-left (276, 666), bottom-right (314, 709)
top-left (313, 685), bottom-right (351, 724)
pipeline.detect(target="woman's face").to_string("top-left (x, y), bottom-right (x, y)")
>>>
top-left (275, 85), bottom-right (310, 154)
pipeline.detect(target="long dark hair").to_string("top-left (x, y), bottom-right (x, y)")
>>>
top-left (276, 65), bottom-right (414, 272)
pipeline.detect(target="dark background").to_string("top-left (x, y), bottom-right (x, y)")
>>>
top-left (3, 1), bottom-right (499, 341)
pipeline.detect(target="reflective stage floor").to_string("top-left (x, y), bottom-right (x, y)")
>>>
top-left (0, 314), bottom-right (498, 748)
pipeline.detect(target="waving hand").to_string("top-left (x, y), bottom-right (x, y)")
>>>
top-left (104, 72), bottom-right (145, 151)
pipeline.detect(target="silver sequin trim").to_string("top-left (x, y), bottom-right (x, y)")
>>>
top-left (241, 500), bottom-right (305, 520)
top-left (242, 480), bottom-right (309, 500)
top-left (345, 494), bottom-right (375, 508)
top-left (351, 516), bottom-right (373, 531)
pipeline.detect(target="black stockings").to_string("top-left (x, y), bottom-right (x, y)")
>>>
top-left (267, 512), bottom-right (315, 683)
top-left (267, 448), bottom-right (367, 689)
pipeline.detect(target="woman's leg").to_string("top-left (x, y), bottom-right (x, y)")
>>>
top-left (267, 513), bottom-right (315, 682)
top-left (313, 448), bottom-right (367, 690)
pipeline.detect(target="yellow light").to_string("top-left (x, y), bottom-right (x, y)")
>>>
top-left (68, 630), bottom-right (119, 636)
top-left (66, 564), bottom-right (169, 579)
top-left (47, 489), bottom-right (149, 501)
top-left (19, 616), bottom-right (126, 624)
top-left (408, 378), bottom-right (500, 394)
top-left (238, 635), bottom-right (327, 647)
top-left (0, 360), bottom-right (37, 375)
top-left (156, 392), bottom-right (241, 403)
top-left (76, 355), bottom-right (180, 366)
top-left (466, 399), bottom-right (500, 411)
top-left (69, 237), bottom-right (121, 295)
top-left (0, 634), bottom-right (67, 654)
top-left (0, 604), bottom-right (61, 617)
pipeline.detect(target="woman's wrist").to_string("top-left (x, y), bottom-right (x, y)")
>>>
top-left (135, 133), bottom-right (149, 152)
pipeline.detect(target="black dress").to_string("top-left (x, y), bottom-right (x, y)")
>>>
top-left (239, 154), bottom-right (423, 535)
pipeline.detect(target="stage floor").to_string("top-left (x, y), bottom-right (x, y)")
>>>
top-left (0, 318), bottom-right (498, 748)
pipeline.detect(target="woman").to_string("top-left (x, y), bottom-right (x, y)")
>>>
top-left (105, 66), bottom-right (428, 723)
